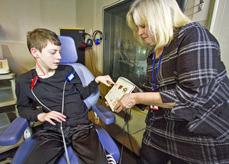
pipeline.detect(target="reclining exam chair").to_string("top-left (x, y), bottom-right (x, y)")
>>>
top-left (0, 36), bottom-right (120, 164)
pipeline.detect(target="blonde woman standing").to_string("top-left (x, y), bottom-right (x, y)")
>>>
top-left (114, 0), bottom-right (229, 163)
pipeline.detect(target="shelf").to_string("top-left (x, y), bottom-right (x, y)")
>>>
top-left (0, 113), bottom-right (10, 133)
top-left (0, 73), bottom-right (15, 80)
top-left (0, 73), bottom-right (17, 108)
top-left (0, 100), bottom-right (17, 108)
top-left (0, 87), bottom-right (16, 107)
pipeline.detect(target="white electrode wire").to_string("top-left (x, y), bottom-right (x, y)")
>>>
top-left (31, 90), bottom-right (52, 112)
top-left (61, 80), bottom-right (70, 164)
top-left (31, 80), bottom-right (70, 164)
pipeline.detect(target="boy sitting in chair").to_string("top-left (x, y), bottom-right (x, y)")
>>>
top-left (16, 28), bottom-right (114, 164)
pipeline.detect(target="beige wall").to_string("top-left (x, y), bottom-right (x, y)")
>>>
top-left (0, 0), bottom-right (228, 76)
top-left (75, 0), bottom-right (123, 75)
top-left (0, 0), bottom-right (123, 75)
top-left (0, 0), bottom-right (77, 75)
top-left (210, 0), bottom-right (229, 76)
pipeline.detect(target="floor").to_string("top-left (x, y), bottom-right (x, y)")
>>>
top-left (0, 105), bottom-right (16, 134)
top-left (0, 106), bottom-right (17, 122)
top-left (118, 143), bottom-right (139, 164)
top-left (0, 106), bottom-right (17, 164)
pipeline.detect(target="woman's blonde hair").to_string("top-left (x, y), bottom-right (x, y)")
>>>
top-left (127, 0), bottom-right (191, 50)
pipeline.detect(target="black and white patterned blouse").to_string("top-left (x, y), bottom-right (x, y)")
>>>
top-left (143, 22), bottom-right (229, 163)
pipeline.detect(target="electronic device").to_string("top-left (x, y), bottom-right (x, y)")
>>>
top-left (0, 59), bottom-right (10, 74)
top-left (92, 30), bottom-right (103, 45)
top-left (105, 77), bottom-right (146, 111)
top-left (79, 32), bottom-right (93, 49)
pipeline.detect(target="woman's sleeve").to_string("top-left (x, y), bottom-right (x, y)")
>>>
top-left (16, 79), bottom-right (42, 121)
top-left (160, 25), bottom-right (223, 121)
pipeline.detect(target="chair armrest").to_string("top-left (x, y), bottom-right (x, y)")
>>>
top-left (96, 127), bottom-right (120, 162)
top-left (0, 117), bottom-right (28, 146)
top-left (92, 104), bottom-right (115, 125)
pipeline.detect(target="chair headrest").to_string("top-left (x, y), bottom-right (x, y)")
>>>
top-left (59, 36), bottom-right (78, 64)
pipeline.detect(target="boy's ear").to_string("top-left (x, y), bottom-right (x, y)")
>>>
top-left (30, 48), bottom-right (39, 58)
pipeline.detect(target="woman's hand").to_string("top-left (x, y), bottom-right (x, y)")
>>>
top-left (113, 93), bottom-right (137, 112)
top-left (95, 75), bottom-right (114, 87)
top-left (37, 111), bottom-right (66, 125)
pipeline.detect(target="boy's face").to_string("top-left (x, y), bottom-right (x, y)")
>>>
top-left (32, 41), bottom-right (61, 71)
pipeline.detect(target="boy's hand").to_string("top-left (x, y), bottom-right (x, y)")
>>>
top-left (37, 111), bottom-right (66, 125)
top-left (95, 75), bottom-right (114, 87)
